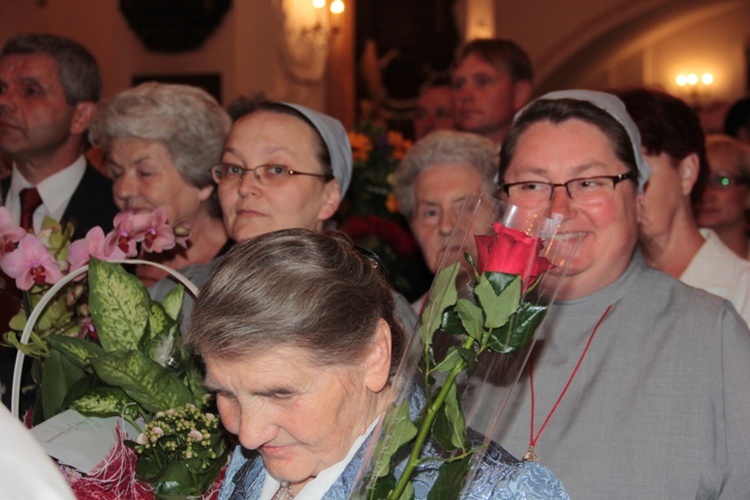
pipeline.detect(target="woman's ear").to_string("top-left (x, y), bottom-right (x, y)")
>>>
top-left (316, 179), bottom-right (341, 222)
top-left (364, 318), bottom-right (392, 394)
top-left (198, 183), bottom-right (215, 202)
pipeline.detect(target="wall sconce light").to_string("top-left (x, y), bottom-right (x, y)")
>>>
top-left (675, 72), bottom-right (714, 108)
top-left (309, 0), bottom-right (345, 36)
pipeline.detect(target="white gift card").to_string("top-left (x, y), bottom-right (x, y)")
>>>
top-left (29, 409), bottom-right (140, 473)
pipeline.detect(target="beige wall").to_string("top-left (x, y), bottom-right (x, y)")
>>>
top-left (0, 0), bottom-right (333, 111)
top-left (489, 0), bottom-right (750, 102)
top-left (2, 0), bottom-right (749, 121)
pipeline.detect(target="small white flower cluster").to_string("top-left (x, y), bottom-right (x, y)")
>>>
top-left (133, 403), bottom-right (221, 465)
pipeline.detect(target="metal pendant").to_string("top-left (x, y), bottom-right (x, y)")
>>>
top-left (523, 446), bottom-right (539, 462)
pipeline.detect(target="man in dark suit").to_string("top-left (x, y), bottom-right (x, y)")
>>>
top-left (0, 34), bottom-right (118, 411)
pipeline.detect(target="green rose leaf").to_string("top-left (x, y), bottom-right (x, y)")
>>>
top-left (487, 303), bottom-right (547, 354)
top-left (439, 309), bottom-right (463, 336)
top-left (432, 346), bottom-right (464, 373)
top-left (426, 453), bottom-right (473, 500)
top-left (432, 380), bottom-right (465, 451)
top-left (90, 350), bottom-right (194, 413)
top-left (372, 400), bottom-right (418, 478)
top-left (88, 258), bottom-right (150, 352)
top-left (419, 262), bottom-right (460, 345)
top-left (475, 272), bottom-right (521, 330)
top-left (455, 298), bottom-right (484, 342)
top-left (370, 473), bottom-right (397, 500)
top-left (160, 284), bottom-right (185, 321)
top-left (47, 335), bottom-right (105, 371)
top-left (40, 349), bottom-right (86, 420)
top-left (72, 386), bottom-right (140, 420)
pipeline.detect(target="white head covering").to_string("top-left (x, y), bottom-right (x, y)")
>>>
top-left (281, 102), bottom-right (353, 196)
top-left (518, 90), bottom-right (651, 192)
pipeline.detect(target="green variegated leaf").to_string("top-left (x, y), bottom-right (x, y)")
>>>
top-left (475, 272), bottom-right (520, 330)
top-left (88, 258), bottom-right (150, 352)
top-left (419, 262), bottom-right (460, 345)
top-left (160, 284), bottom-right (185, 321)
top-left (72, 386), bottom-right (140, 420)
top-left (455, 298), bottom-right (483, 341)
top-left (47, 335), bottom-right (105, 371)
top-left (142, 301), bottom-right (177, 366)
top-left (90, 350), bottom-right (194, 412)
top-left (41, 350), bottom-right (86, 420)
top-left (432, 380), bottom-right (465, 451)
top-left (432, 347), bottom-right (464, 373)
top-left (372, 400), bottom-right (418, 478)
top-left (487, 303), bottom-right (547, 354)
top-left (426, 453), bottom-right (473, 500)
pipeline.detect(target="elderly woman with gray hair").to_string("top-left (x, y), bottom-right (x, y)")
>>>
top-left (393, 130), bottom-right (498, 310)
top-left (89, 82), bottom-right (232, 286)
top-left (184, 228), bottom-right (569, 499)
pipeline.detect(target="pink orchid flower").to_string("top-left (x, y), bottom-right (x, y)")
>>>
top-left (0, 207), bottom-right (26, 256)
top-left (69, 226), bottom-right (127, 273)
top-left (104, 210), bottom-right (151, 257)
top-left (132, 207), bottom-right (176, 254)
top-left (1, 235), bottom-right (63, 290)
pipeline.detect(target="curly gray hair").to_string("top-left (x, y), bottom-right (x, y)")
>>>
top-left (393, 130), bottom-right (498, 219)
top-left (89, 82), bottom-right (231, 193)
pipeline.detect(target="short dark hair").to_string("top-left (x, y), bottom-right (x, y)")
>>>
top-left (499, 97), bottom-right (639, 182)
top-left (1, 33), bottom-right (101, 105)
top-left (618, 87), bottom-right (709, 202)
top-left (185, 229), bottom-right (406, 376)
top-left (455, 38), bottom-right (532, 83)
top-left (724, 97), bottom-right (750, 138)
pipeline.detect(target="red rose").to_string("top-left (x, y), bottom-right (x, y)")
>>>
top-left (474, 223), bottom-right (553, 291)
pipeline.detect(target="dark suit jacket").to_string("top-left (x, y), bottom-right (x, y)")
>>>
top-left (1, 161), bottom-right (119, 238)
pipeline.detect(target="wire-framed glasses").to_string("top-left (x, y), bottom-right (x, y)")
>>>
top-left (501, 172), bottom-right (635, 206)
top-left (210, 163), bottom-right (334, 187)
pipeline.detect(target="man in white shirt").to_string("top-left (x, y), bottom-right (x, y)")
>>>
top-left (620, 87), bottom-right (750, 325)
top-left (0, 33), bottom-right (118, 411)
top-left (0, 33), bottom-right (117, 238)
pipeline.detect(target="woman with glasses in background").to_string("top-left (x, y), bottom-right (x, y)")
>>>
top-left (152, 101), bottom-right (416, 332)
top-left (695, 134), bottom-right (750, 259)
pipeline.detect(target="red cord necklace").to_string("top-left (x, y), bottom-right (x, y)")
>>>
top-left (523, 304), bottom-right (613, 462)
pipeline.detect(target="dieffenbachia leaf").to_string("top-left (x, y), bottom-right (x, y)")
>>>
top-left (90, 350), bottom-right (194, 412)
top-left (88, 258), bottom-right (150, 352)
top-left (72, 386), bottom-right (140, 420)
top-left (141, 301), bottom-right (178, 367)
top-left (475, 272), bottom-right (520, 330)
top-left (40, 349), bottom-right (86, 420)
top-left (487, 303), bottom-right (547, 354)
top-left (47, 335), bottom-right (105, 371)
top-left (160, 284), bottom-right (185, 322)
top-left (432, 380), bottom-right (466, 451)
top-left (419, 262), bottom-right (460, 345)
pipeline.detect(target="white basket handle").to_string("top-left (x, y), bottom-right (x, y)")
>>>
top-left (11, 259), bottom-right (199, 419)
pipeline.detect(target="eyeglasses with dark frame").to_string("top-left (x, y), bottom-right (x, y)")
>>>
top-left (210, 163), bottom-right (334, 187)
top-left (501, 172), bottom-right (636, 205)
top-left (705, 174), bottom-right (750, 190)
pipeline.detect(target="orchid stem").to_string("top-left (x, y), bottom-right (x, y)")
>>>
top-left (388, 335), bottom-right (475, 500)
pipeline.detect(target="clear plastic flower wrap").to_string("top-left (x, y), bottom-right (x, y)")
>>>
top-left (351, 193), bottom-right (582, 499)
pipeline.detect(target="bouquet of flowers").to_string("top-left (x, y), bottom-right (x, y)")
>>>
top-left (1, 207), bottom-right (228, 498)
top-left (352, 194), bottom-right (579, 498)
top-left (343, 121), bottom-right (418, 294)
